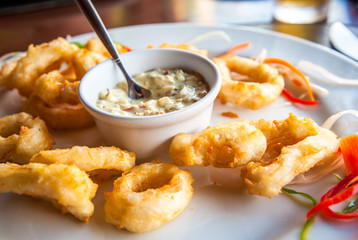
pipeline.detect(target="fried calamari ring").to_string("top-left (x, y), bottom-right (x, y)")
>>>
top-left (104, 161), bottom-right (194, 233)
top-left (72, 48), bottom-right (106, 79)
top-left (241, 114), bottom-right (339, 197)
top-left (23, 95), bottom-right (95, 130)
top-left (0, 37), bottom-right (78, 97)
top-left (0, 112), bottom-right (54, 164)
top-left (0, 59), bottom-right (18, 87)
top-left (31, 146), bottom-right (135, 177)
top-left (0, 38), bottom-right (124, 130)
top-left (169, 121), bottom-right (266, 168)
top-left (213, 55), bottom-right (284, 109)
top-left (33, 70), bottom-right (80, 105)
top-left (0, 162), bottom-right (98, 223)
top-left (147, 42), bottom-right (208, 57)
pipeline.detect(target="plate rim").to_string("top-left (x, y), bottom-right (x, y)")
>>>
top-left (69, 22), bottom-right (358, 68)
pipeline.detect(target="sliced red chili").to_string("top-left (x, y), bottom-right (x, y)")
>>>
top-left (306, 173), bottom-right (358, 220)
top-left (282, 88), bottom-right (319, 105)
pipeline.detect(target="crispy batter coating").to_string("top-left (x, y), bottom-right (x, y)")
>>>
top-left (0, 162), bottom-right (98, 222)
top-left (31, 146), bottom-right (135, 176)
top-left (241, 114), bottom-right (339, 197)
top-left (85, 37), bottom-right (130, 58)
top-left (104, 161), bottom-right (194, 233)
top-left (0, 112), bottom-right (54, 164)
top-left (147, 42), bottom-right (208, 57)
top-left (0, 37), bottom-right (132, 130)
top-left (23, 95), bottom-right (95, 130)
top-left (0, 59), bottom-right (18, 86)
top-left (213, 56), bottom-right (284, 109)
top-left (0, 37), bottom-right (78, 97)
top-left (33, 70), bottom-right (80, 106)
top-left (72, 48), bottom-right (106, 79)
top-left (170, 113), bottom-right (339, 197)
top-left (169, 121), bottom-right (266, 168)
top-left (0, 37), bottom-right (117, 130)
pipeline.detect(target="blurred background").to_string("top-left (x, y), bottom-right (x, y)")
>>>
top-left (0, 0), bottom-right (357, 55)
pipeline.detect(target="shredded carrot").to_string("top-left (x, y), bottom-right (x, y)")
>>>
top-left (264, 58), bottom-right (316, 102)
top-left (217, 42), bottom-right (251, 58)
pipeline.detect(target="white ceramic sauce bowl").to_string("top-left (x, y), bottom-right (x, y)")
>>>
top-left (79, 48), bottom-right (221, 161)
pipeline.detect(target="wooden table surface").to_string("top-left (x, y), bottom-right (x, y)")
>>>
top-left (0, 0), bottom-right (357, 55)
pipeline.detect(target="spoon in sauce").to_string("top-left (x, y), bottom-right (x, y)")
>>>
top-left (75, 0), bottom-right (151, 99)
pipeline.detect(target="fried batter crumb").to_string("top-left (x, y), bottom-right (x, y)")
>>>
top-left (221, 111), bottom-right (239, 118)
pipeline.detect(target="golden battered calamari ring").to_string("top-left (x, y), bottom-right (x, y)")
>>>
top-left (169, 121), bottom-right (267, 168)
top-left (33, 70), bottom-right (80, 106)
top-left (241, 113), bottom-right (339, 197)
top-left (0, 112), bottom-right (54, 164)
top-left (0, 59), bottom-right (18, 88)
top-left (72, 48), bottom-right (106, 79)
top-left (213, 55), bottom-right (284, 110)
top-left (147, 42), bottom-right (208, 57)
top-left (104, 161), bottom-right (194, 233)
top-left (23, 95), bottom-right (95, 130)
top-left (0, 37), bottom-right (78, 97)
top-left (84, 37), bottom-right (131, 59)
top-left (0, 162), bottom-right (98, 223)
top-left (31, 146), bottom-right (135, 176)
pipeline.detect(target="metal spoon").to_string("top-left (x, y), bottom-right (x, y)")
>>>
top-left (75, 0), bottom-right (151, 99)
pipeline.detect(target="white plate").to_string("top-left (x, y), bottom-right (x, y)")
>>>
top-left (1, 23), bottom-right (358, 240)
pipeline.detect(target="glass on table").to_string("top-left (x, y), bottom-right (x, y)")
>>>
top-left (273, 0), bottom-right (330, 24)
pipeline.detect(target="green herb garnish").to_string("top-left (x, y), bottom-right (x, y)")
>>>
top-left (282, 187), bottom-right (317, 240)
top-left (71, 42), bottom-right (85, 48)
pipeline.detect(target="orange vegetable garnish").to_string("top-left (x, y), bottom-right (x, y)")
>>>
top-left (217, 42), bottom-right (251, 58)
top-left (339, 135), bottom-right (358, 175)
top-left (306, 134), bottom-right (358, 220)
top-left (264, 58), bottom-right (317, 104)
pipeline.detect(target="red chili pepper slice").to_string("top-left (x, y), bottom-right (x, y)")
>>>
top-left (306, 134), bottom-right (358, 220)
top-left (306, 174), bottom-right (358, 219)
top-left (264, 57), bottom-right (316, 102)
top-left (282, 88), bottom-right (319, 105)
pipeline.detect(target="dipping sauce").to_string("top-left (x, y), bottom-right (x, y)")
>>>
top-left (96, 68), bottom-right (208, 116)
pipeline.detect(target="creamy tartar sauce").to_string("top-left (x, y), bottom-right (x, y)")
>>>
top-left (96, 68), bottom-right (208, 116)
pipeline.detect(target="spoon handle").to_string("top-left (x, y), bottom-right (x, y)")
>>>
top-left (75, 0), bottom-right (125, 71)
top-left (75, 0), bottom-right (152, 99)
